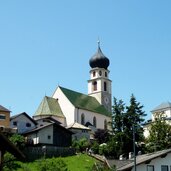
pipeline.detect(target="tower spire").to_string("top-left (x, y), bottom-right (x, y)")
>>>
top-left (97, 38), bottom-right (100, 48)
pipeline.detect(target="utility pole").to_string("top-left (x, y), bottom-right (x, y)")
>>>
top-left (133, 124), bottom-right (136, 171)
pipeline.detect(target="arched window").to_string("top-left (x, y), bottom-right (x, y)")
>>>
top-left (99, 70), bottom-right (102, 76)
top-left (93, 71), bottom-right (96, 77)
top-left (104, 119), bottom-right (107, 130)
top-left (81, 113), bottom-right (85, 125)
top-left (105, 72), bottom-right (108, 77)
top-left (104, 82), bottom-right (107, 91)
top-left (93, 81), bottom-right (97, 91)
top-left (93, 116), bottom-right (96, 127)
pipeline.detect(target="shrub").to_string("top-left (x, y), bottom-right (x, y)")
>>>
top-left (37, 157), bottom-right (68, 171)
top-left (2, 152), bottom-right (19, 171)
top-left (91, 141), bottom-right (99, 154)
top-left (72, 138), bottom-right (90, 153)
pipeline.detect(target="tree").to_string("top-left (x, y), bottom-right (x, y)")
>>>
top-left (72, 137), bottom-right (90, 153)
top-left (109, 95), bottom-right (146, 157)
top-left (109, 97), bottom-right (126, 158)
top-left (2, 134), bottom-right (25, 171)
top-left (111, 97), bottom-right (125, 133)
top-left (9, 134), bottom-right (25, 150)
top-left (146, 112), bottom-right (171, 152)
top-left (94, 129), bottom-right (109, 144)
top-left (123, 94), bottom-right (146, 153)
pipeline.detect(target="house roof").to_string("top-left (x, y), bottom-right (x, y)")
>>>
top-left (34, 96), bottom-right (65, 118)
top-left (67, 122), bottom-right (91, 130)
top-left (11, 112), bottom-right (37, 125)
top-left (23, 122), bottom-right (72, 135)
top-left (36, 116), bottom-right (63, 125)
top-left (23, 123), bottom-right (53, 134)
top-left (0, 132), bottom-right (25, 160)
top-left (107, 149), bottom-right (171, 171)
top-left (59, 86), bottom-right (111, 116)
top-left (0, 105), bottom-right (10, 112)
top-left (151, 102), bottom-right (171, 112)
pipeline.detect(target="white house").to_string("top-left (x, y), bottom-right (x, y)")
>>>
top-left (143, 102), bottom-right (171, 138)
top-left (33, 44), bottom-right (112, 133)
top-left (10, 112), bottom-right (37, 134)
top-left (107, 149), bottom-right (171, 171)
top-left (23, 122), bottom-right (72, 147)
top-left (67, 122), bottom-right (91, 141)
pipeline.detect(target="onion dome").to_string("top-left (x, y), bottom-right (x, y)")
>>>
top-left (89, 42), bottom-right (110, 69)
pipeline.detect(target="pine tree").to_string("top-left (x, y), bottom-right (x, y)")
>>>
top-left (112, 97), bottom-right (125, 133)
top-left (110, 97), bottom-right (126, 157)
top-left (123, 94), bottom-right (146, 155)
top-left (108, 95), bottom-right (146, 158)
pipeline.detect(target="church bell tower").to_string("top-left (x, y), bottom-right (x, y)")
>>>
top-left (88, 42), bottom-right (112, 112)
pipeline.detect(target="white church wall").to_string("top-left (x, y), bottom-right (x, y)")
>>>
top-left (52, 87), bottom-right (75, 126)
top-left (77, 108), bottom-right (111, 130)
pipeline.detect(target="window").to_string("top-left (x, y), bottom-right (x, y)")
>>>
top-left (93, 71), bottom-right (96, 77)
top-left (104, 119), bottom-right (107, 130)
top-left (93, 81), bottom-right (97, 91)
top-left (161, 165), bottom-right (168, 171)
top-left (105, 72), bottom-right (107, 77)
top-left (147, 165), bottom-right (154, 171)
top-left (81, 113), bottom-right (85, 125)
top-left (82, 130), bottom-right (88, 133)
top-left (47, 135), bottom-right (51, 140)
top-left (13, 121), bottom-right (17, 126)
top-left (26, 123), bottom-right (31, 127)
top-left (93, 117), bottom-right (96, 127)
top-left (99, 70), bottom-right (102, 76)
top-left (104, 82), bottom-right (107, 91)
top-left (0, 114), bottom-right (6, 120)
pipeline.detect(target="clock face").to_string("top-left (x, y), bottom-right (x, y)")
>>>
top-left (104, 96), bottom-right (109, 104)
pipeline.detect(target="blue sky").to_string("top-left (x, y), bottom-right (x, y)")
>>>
top-left (0, 1), bottom-right (171, 120)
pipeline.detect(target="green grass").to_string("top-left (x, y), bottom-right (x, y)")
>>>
top-left (64, 153), bottom-right (97, 171)
top-left (12, 154), bottom-right (99, 171)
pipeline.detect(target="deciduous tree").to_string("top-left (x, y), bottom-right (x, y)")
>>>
top-left (146, 112), bottom-right (171, 152)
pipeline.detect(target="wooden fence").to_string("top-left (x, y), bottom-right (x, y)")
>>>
top-left (23, 146), bottom-right (76, 161)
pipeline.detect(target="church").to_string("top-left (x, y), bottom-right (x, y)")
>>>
top-left (33, 43), bottom-right (112, 132)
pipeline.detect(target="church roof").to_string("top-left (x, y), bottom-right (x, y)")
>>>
top-left (59, 86), bottom-right (111, 116)
top-left (34, 96), bottom-right (65, 118)
top-left (151, 101), bottom-right (171, 112)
